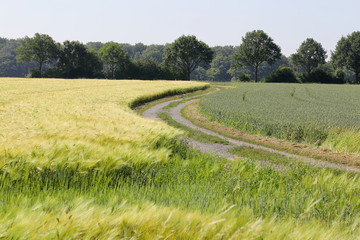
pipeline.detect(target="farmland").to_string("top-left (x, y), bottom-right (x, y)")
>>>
top-left (199, 83), bottom-right (360, 153)
top-left (0, 78), bottom-right (207, 169)
top-left (0, 78), bottom-right (360, 239)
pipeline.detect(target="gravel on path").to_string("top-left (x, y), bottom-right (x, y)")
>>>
top-left (143, 93), bottom-right (360, 173)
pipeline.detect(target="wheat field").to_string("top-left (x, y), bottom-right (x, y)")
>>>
top-left (200, 83), bottom-right (360, 153)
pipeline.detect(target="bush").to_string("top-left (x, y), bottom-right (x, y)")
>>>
top-left (234, 74), bottom-right (252, 82)
top-left (300, 69), bottom-right (345, 84)
top-left (263, 66), bottom-right (298, 83)
top-left (26, 68), bottom-right (41, 78)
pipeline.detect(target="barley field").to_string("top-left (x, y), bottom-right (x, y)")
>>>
top-left (200, 83), bottom-right (360, 153)
top-left (0, 78), bottom-right (359, 239)
top-left (0, 78), bottom-right (207, 170)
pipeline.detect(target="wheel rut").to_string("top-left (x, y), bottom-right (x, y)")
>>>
top-left (143, 92), bottom-right (360, 173)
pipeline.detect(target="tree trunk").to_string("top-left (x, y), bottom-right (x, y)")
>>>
top-left (255, 66), bottom-right (259, 82)
top-left (39, 62), bottom-right (43, 78)
top-left (185, 66), bottom-right (191, 81)
top-left (112, 65), bottom-right (115, 79)
top-left (307, 65), bottom-right (312, 76)
top-left (356, 71), bottom-right (360, 84)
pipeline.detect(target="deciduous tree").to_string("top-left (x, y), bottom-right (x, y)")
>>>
top-left (99, 42), bottom-right (130, 79)
top-left (164, 35), bottom-right (213, 80)
top-left (232, 30), bottom-right (281, 82)
top-left (16, 33), bottom-right (58, 77)
top-left (332, 31), bottom-right (360, 84)
top-left (290, 38), bottom-right (327, 75)
top-left (57, 41), bottom-right (102, 78)
top-left (140, 45), bottom-right (164, 62)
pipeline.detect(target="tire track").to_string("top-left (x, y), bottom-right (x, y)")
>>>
top-left (143, 92), bottom-right (360, 173)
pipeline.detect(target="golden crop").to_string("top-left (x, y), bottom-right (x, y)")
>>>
top-left (0, 78), bottom-right (206, 169)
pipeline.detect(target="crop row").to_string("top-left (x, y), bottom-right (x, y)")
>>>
top-left (200, 83), bottom-right (360, 152)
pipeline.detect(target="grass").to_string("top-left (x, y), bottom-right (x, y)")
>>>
top-left (0, 78), bottom-right (359, 239)
top-left (0, 146), bottom-right (359, 239)
top-left (157, 112), bottom-right (230, 144)
top-left (199, 83), bottom-right (360, 153)
top-left (1, 196), bottom-right (357, 239)
top-left (183, 100), bottom-right (360, 167)
top-left (134, 84), bottom-right (211, 115)
top-left (230, 146), bottom-right (309, 168)
top-left (162, 87), bottom-right (217, 109)
top-left (130, 84), bottom-right (209, 109)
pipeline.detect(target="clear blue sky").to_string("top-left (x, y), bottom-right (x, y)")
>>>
top-left (2, 0), bottom-right (359, 56)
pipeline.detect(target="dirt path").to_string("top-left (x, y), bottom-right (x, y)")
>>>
top-left (143, 93), bottom-right (360, 173)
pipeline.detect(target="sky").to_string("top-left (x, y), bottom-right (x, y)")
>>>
top-left (1, 0), bottom-right (359, 56)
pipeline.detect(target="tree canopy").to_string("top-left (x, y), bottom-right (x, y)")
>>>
top-left (0, 38), bottom-right (35, 77)
top-left (332, 31), bottom-right (360, 83)
top-left (290, 38), bottom-right (327, 75)
top-left (16, 33), bottom-right (58, 77)
top-left (140, 45), bottom-right (165, 62)
top-left (232, 30), bottom-right (281, 82)
top-left (99, 42), bottom-right (130, 79)
top-left (57, 41), bottom-right (102, 79)
top-left (2, 31), bottom-right (358, 83)
top-left (164, 35), bottom-right (214, 80)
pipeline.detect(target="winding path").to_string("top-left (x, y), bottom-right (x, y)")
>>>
top-left (143, 92), bottom-right (360, 173)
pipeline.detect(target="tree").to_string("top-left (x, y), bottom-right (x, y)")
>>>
top-left (140, 45), bottom-right (164, 62)
top-left (164, 35), bottom-right (214, 80)
top-left (232, 30), bottom-right (281, 82)
top-left (332, 31), bottom-right (360, 84)
top-left (99, 42), bottom-right (130, 79)
top-left (0, 37), bottom-right (36, 77)
top-left (122, 43), bottom-right (147, 61)
top-left (86, 42), bottom-right (104, 51)
top-left (290, 38), bottom-right (327, 75)
top-left (133, 58), bottom-right (161, 80)
top-left (57, 41), bottom-right (102, 79)
top-left (16, 33), bottom-right (58, 77)
top-left (207, 46), bottom-right (236, 81)
top-left (258, 56), bottom-right (290, 80)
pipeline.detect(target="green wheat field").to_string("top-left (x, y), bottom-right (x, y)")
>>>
top-left (200, 83), bottom-right (360, 153)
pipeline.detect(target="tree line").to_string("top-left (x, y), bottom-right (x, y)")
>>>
top-left (1, 30), bottom-right (359, 83)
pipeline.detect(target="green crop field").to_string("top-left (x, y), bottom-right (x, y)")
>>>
top-left (199, 83), bottom-right (360, 153)
top-left (0, 79), bottom-right (359, 239)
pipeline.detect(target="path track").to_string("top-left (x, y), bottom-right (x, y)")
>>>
top-left (143, 92), bottom-right (360, 173)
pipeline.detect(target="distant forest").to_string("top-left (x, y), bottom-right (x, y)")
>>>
top-left (0, 33), bottom-right (358, 83)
